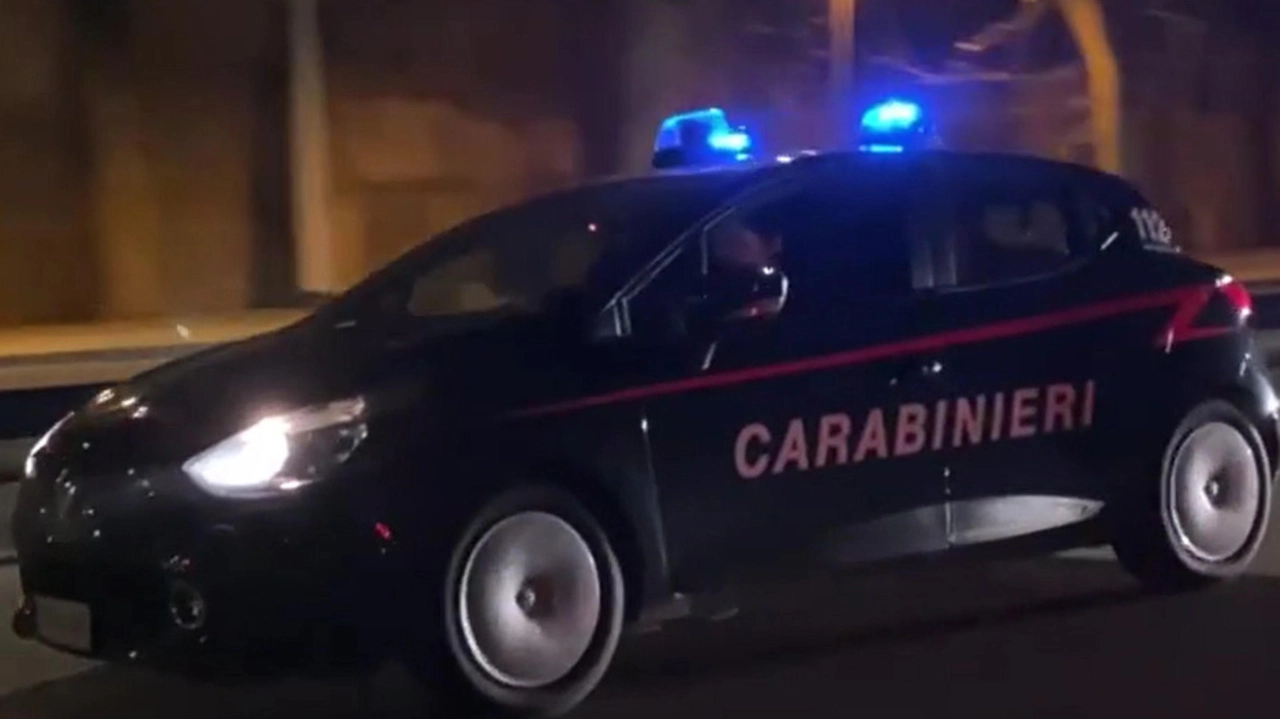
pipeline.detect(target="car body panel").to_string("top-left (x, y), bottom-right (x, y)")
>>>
top-left (9, 150), bottom-right (1279, 676)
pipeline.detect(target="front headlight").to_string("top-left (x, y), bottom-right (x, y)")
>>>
top-left (183, 398), bottom-right (367, 498)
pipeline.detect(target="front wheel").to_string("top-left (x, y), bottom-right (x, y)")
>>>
top-left (1112, 401), bottom-right (1273, 591)
top-left (411, 485), bottom-right (625, 717)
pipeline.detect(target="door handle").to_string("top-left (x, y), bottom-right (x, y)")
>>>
top-left (894, 358), bottom-right (944, 383)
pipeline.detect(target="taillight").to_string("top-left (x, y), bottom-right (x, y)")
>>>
top-left (1155, 275), bottom-right (1251, 350)
top-left (1218, 276), bottom-right (1253, 318)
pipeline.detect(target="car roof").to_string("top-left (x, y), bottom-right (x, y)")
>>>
top-left (328, 148), bottom-right (1141, 319)
top-left (544, 149), bottom-right (1136, 207)
top-left (916, 149), bottom-right (1132, 185)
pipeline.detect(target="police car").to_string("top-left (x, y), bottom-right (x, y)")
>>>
top-left (9, 100), bottom-right (1277, 716)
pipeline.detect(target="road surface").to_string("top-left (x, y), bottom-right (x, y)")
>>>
top-left (0, 557), bottom-right (1278, 718)
top-left (0, 568), bottom-right (93, 698)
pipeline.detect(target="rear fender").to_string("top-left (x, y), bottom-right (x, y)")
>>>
top-left (1213, 381), bottom-right (1280, 482)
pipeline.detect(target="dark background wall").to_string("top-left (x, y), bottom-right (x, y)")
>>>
top-left (1, 0), bottom-right (1279, 327)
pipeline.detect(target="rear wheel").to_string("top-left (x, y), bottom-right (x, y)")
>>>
top-left (409, 485), bottom-right (625, 717)
top-left (1112, 401), bottom-right (1272, 591)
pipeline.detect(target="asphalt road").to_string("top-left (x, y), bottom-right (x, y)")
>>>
top-left (1, 556), bottom-right (1279, 719)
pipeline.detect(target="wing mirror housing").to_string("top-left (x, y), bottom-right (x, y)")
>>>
top-left (692, 266), bottom-right (788, 328)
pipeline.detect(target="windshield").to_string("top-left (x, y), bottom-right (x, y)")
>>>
top-left (320, 175), bottom-right (752, 324)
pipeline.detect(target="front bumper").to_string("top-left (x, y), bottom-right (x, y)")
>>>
top-left (10, 462), bottom-right (400, 678)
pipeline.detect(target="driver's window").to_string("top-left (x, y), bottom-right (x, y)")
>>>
top-left (620, 189), bottom-right (800, 340)
top-left (620, 241), bottom-right (703, 341)
top-left (623, 177), bottom-right (916, 339)
top-left (719, 182), bottom-right (915, 311)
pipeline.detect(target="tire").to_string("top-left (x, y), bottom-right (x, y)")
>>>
top-left (411, 484), bottom-right (625, 717)
top-left (1112, 400), bottom-right (1273, 592)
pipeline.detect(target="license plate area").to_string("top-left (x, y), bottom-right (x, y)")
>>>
top-left (33, 595), bottom-right (92, 652)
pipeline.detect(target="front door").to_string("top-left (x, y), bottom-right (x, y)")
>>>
top-left (626, 167), bottom-right (952, 587)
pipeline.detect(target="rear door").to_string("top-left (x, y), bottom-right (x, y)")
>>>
top-left (921, 158), bottom-right (1123, 545)
top-left (627, 162), bottom-right (953, 586)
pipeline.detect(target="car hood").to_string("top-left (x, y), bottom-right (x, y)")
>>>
top-left (129, 320), bottom-right (345, 420)
top-left (60, 318), bottom-right (368, 471)
top-left (54, 312), bottom-right (556, 474)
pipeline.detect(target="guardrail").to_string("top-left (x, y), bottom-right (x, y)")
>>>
top-left (0, 309), bottom-right (305, 468)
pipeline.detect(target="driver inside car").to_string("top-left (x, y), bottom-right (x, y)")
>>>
top-left (706, 210), bottom-right (787, 320)
top-left (709, 215), bottom-right (782, 275)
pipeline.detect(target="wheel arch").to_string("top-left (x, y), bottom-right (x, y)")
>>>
top-left (1209, 382), bottom-right (1279, 482)
top-left (1110, 393), bottom-right (1274, 588)
top-left (1109, 379), bottom-right (1278, 507)
top-left (522, 457), bottom-right (670, 624)
top-left (1139, 366), bottom-right (1278, 484)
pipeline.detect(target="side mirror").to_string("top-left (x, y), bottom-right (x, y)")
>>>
top-left (697, 266), bottom-right (789, 326)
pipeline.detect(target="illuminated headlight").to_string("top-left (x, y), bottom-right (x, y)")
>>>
top-left (183, 398), bottom-right (367, 498)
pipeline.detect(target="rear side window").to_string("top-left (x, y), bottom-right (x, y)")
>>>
top-left (942, 163), bottom-right (1102, 288)
top-left (1078, 174), bottom-right (1178, 252)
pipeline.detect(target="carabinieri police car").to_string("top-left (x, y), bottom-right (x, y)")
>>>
top-left (9, 100), bottom-right (1277, 716)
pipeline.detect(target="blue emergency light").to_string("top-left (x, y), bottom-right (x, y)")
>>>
top-left (652, 108), bottom-right (753, 170)
top-left (857, 99), bottom-right (931, 153)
